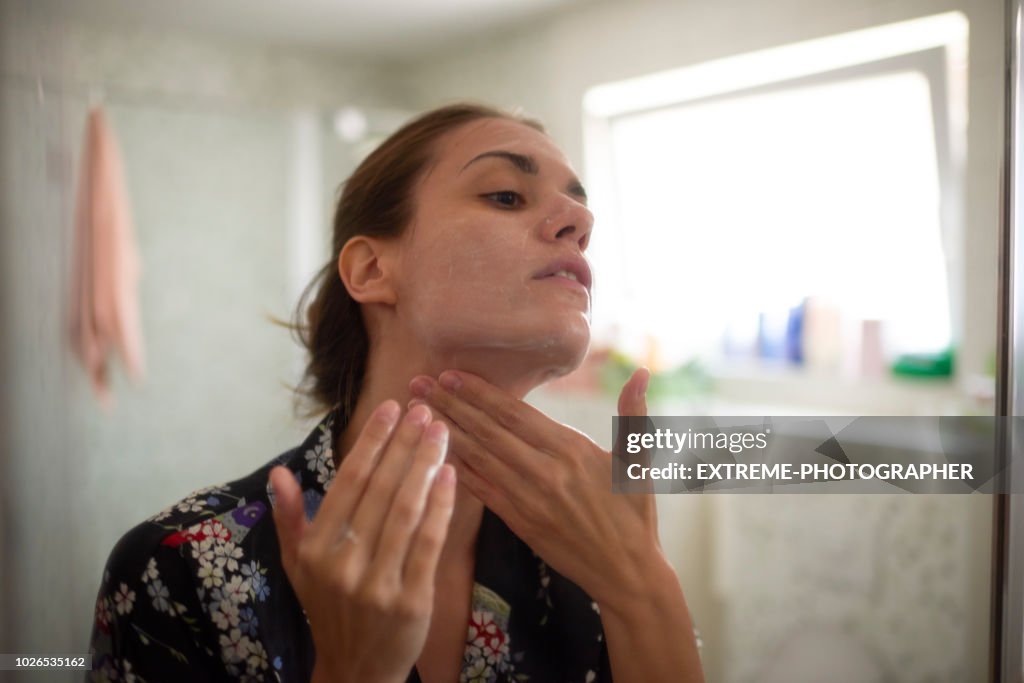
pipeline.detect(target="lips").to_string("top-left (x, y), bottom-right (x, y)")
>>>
top-left (533, 257), bottom-right (593, 291)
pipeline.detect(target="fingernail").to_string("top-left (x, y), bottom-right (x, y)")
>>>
top-left (438, 464), bottom-right (456, 485)
top-left (409, 376), bottom-right (432, 398)
top-left (637, 369), bottom-right (651, 397)
top-left (407, 398), bottom-right (426, 410)
top-left (407, 403), bottom-right (431, 426)
top-left (377, 400), bottom-right (401, 424)
top-left (439, 371), bottom-right (462, 392)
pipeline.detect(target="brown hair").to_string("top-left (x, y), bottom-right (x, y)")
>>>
top-left (281, 102), bottom-right (545, 432)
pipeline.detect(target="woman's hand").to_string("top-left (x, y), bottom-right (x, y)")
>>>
top-left (407, 368), bottom-right (660, 613)
top-left (408, 370), bottom-right (705, 682)
top-left (269, 402), bottom-right (456, 683)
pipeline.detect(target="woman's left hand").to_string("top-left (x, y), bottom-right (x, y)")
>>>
top-left (407, 367), bottom-right (662, 612)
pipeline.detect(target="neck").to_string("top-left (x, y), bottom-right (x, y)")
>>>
top-left (332, 334), bottom-right (567, 560)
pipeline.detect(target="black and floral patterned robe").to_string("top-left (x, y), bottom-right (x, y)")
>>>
top-left (87, 408), bottom-right (612, 682)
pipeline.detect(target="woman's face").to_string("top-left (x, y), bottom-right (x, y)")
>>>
top-left (393, 117), bottom-right (594, 375)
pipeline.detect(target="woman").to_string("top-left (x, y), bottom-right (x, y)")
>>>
top-left (88, 103), bottom-right (705, 683)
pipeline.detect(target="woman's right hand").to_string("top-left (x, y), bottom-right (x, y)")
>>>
top-left (269, 401), bottom-right (455, 683)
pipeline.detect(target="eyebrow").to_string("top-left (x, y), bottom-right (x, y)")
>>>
top-left (460, 150), bottom-right (588, 203)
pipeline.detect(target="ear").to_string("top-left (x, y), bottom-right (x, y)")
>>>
top-left (338, 236), bottom-right (398, 305)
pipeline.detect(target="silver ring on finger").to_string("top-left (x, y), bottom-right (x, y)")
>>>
top-left (334, 521), bottom-right (359, 547)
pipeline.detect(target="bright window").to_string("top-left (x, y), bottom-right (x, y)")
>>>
top-left (584, 13), bottom-right (966, 374)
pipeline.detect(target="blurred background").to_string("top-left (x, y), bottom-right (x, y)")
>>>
top-left (0, 0), bottom-right (1007, 681)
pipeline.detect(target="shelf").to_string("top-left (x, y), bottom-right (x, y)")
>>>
top-left (699, 361), bottom-right (979, 416)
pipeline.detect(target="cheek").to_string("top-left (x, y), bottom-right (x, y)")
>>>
top-left (394, 215), bottom-right (590, 364)
top-left (405, 219), bottom-right (529, 305)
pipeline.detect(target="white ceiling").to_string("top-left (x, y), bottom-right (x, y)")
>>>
top-left (27, 0), bottom-right (588, 60)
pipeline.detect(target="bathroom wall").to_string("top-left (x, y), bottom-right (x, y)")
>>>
top-left (0, 4), bottom-right (411, 673)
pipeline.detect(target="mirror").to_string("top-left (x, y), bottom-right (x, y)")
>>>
top-left (0, 0), bottom-right (1012, 680)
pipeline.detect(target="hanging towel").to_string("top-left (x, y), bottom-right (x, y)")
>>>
top-left (68, 105), bottom-right (145, 409)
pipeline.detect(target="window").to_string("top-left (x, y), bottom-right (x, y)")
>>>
top-left (583, 13), bottom-right (967, 378)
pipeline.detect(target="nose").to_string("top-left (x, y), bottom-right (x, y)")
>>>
top-left (541, 195), bottom-right (594, 251)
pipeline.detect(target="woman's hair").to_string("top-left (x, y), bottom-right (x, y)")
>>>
top-left (281, 102), bottom-right (545, 432)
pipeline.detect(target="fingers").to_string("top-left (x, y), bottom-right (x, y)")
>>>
top-left (270, 465), bottom-right (308, 573)
top-left (370, 420), bottom-right (449, 577)
top-left (348, 404), bottom-right (433, 558)
top-left (305, 400), bottom-right (401, 549)
top-left (403, 464), bottom-right (457, 594)
top-left (271, 402), bottom-right (458, 668)
top-left (615, 368), bottom-right (655, 493)
top-left (423, 405), bottom-right (524, 499)
top-left (408, 374), bottom-right (547, 477)
top-left (617, 367), bottom-right (650, 417)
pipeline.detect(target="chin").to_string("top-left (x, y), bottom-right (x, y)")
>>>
top-left (423, 313), bottom-right (590, 371)
top-left (534, 319), bottom-right (591, 376)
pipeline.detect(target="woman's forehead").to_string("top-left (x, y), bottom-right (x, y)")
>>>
top-left (437, 117), bottom-right (573, 173)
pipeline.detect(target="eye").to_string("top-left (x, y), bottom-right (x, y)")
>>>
top-left (483, 191), bottom-right (524, 209)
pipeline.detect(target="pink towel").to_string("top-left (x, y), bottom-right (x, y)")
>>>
top-left (68, 105), bottom-right (145, 409)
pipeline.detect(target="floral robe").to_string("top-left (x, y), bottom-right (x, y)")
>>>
top-left (87, 408), bottom-right (612, 682)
